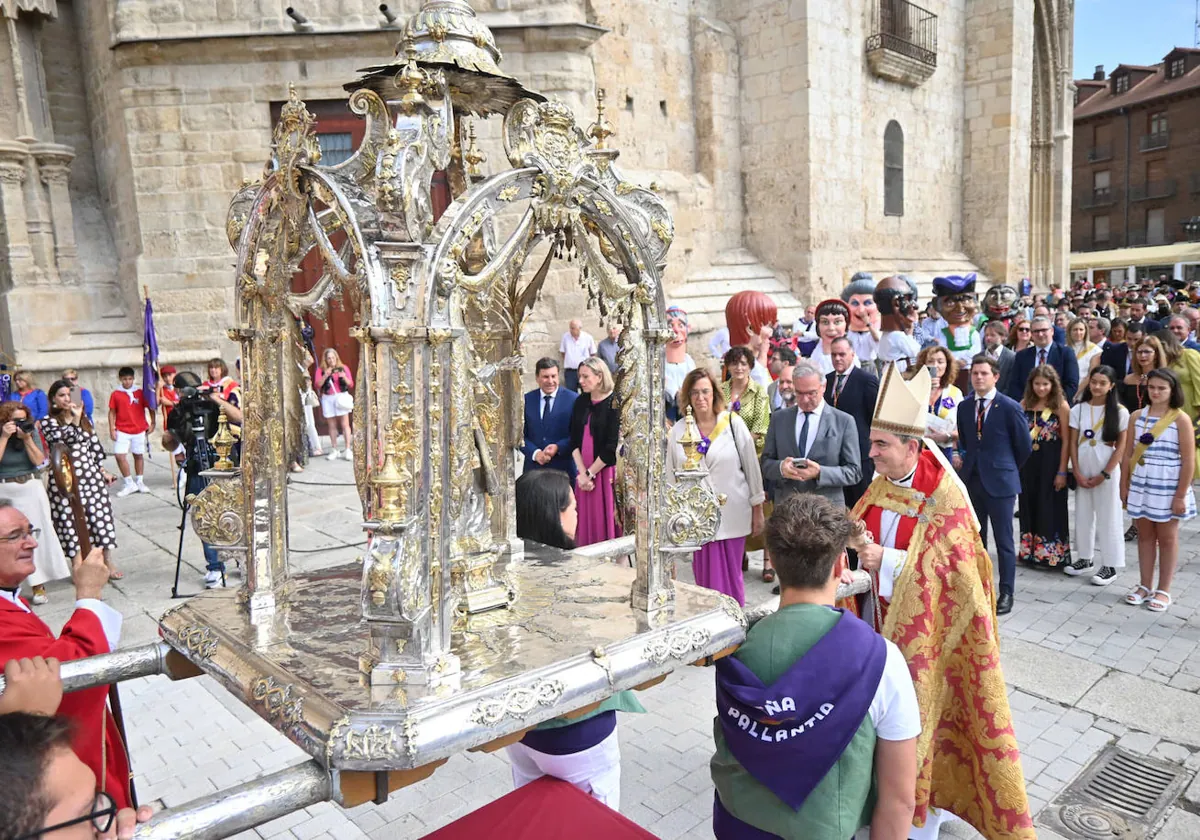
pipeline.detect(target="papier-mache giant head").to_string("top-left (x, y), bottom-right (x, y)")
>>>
top-left (982, 284), bottom-right (1019, 326)
top-left (932, 274), bottom-right (978, 328)
top-left (815, 298), bottom-right (850, 343)
top-left (841, 272), bottom-right (878, 332)
top-left (666, 305), bottom-right (689, 346)
top-left (874, 275), bottom-right (919, 333)
top-left (725, 290), bottom-right (777, 347)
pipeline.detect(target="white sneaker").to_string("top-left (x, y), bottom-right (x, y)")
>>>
top-left (31, 592), bottom-right (48, 605)
top-left (342, 449), bottom-right (354, 461)
top-left (327, 450), bottom-right (340, 462)
top-left (116, 482), bottom-right (138, 498)
top-left (136, 480), bottom-right (149, 493)
top-left (204, 570), bottom-right (224, 589)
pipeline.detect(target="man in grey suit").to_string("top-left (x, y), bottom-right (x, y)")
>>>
top-left (761, 363), bottom-right (862, 508)
top-left (984, 320), bottom-right (1017, 396)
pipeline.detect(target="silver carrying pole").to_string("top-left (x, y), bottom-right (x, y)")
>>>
top-left (0, 641), bottom-right (178, 696)
top-left (133, 761), bottom-right (332, 840)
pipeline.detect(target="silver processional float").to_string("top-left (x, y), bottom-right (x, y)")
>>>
top-left (0, 2), bottom-right (748, 836)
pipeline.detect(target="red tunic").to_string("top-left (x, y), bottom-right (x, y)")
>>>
top-left (0, 599), bottom-right (132, 809)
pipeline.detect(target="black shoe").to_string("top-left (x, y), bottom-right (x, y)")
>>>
top-left (1125, 524), bottom-right (1138, 542)
top-left (996, 592), bottom-right (1013, 615)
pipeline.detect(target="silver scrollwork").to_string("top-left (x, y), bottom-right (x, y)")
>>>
top-left (176, 624), bottom-right (219, 660)
top-left (251, 676), bottom-right (305, 725)
top-left (642, 627), bottom-right (711, 665)
top-left (469, 678), bottom-right (565, 726)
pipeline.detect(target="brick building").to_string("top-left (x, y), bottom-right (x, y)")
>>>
top-left (1072, 49), bottom-right (1200, 259)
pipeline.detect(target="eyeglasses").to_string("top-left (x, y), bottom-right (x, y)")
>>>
top-left (1017, 327), bottom-right (1031, 333)
top-left (16, 791), bottom-right (116, 839)
top-left (0, 527), bottom-right (39, 545)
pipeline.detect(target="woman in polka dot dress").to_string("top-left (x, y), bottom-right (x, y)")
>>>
top-left (40, 379), bottom-right (119, 576)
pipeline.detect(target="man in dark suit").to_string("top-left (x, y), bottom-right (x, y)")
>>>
top-left (1098, 320), bottom-right (1144, 378)
top-left (983, 321), bottom-right (1017, 396)
top-left (761, 363), bottom-right (861, 509)
top-left (1003, 316), bottom-right (1078, 402)
top-left (824, 337), bottom-right (878, 507)
top-left (958, 355), bottom-right (1032, 615)
top-left (521, 358), bottom-right (578, 478)
top-left (1127, 297), bottom-right (1161, 334)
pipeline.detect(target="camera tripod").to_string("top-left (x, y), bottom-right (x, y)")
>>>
top-left (170, 430), bottom-right (222, 599)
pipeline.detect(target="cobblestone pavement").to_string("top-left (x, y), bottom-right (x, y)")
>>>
top-left (24, 448), bottom-right (1200, 839)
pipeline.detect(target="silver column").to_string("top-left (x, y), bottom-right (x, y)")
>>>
top-left (134, 761), bottom-right (331, 840)
top-left (0, 642), bottom-right (176, 696)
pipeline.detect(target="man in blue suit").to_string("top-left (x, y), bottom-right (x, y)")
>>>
top-left (958, 354), bottom-right (1032, 615)
top-left (521, 358), bottom-right (578, 478)
top-left (1003, 316), bottom-right (1079, 402)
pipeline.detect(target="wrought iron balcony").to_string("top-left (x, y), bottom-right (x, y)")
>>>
top-left (1127, 229), bottom-right (1171, 247)
top-left (1077, 234), bottom-right (1118, 251)
top-left (866, 0), bottom-right (938, 86)
top-left (1139, 131), bottom-right (1170, 152)
top-left (1079, 187), bottom-right (1118, 209)
top-left (1087, 145), bottom-right (1113, 162)
top-left (1129, 179), bottom-right (1177, 201)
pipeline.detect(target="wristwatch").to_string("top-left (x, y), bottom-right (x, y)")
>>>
top-left (1100, 470), bottom-right (1111, 481)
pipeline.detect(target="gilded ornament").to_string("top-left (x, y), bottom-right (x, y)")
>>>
top-left (366, 544), bottom-right (396, 607)
top-left (176, 624), bottom-right (219, 660)
top-left (650, 217), bottom-right (672, 245)
top-left (469, 679), bottom-right (565, 726)
top-left (343, 724), bottom-right (399, 760)
top-left (593, 199), bottom-right (613, 216)
top-left (497, 185), bottom-right (520, 202)
top-left (250, 676), bottom-right (304, 725)
top-left (662, 482), bottom-right (720, 546)
top-left (187, 478), bottom-right (245, 547)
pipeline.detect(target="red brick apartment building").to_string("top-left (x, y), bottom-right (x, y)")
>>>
top-left (1073, 48), bottom-right (1200, 263)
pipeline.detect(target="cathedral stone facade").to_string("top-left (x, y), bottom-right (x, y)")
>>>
top-left (0, 0), bottom-right (1073, 396)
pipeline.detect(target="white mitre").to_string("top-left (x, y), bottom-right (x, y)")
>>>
top-left (871, 363), bottom-right (929, 438)
top-left (870, 362), bottom-right (978, 527)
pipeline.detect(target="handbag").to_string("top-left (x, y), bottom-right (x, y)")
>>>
top-left (333, 391), bottom-right (354, 413)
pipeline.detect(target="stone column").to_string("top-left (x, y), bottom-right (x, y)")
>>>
top-left (0, 140), bottom-right (40, 286)
top-left (962, 0), bottom-right (1035, 285)
top-left (29, 142), bottom-right (77, 282)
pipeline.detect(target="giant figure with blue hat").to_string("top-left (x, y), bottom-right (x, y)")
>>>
top-left (932, 274), bottom-right (981, 369)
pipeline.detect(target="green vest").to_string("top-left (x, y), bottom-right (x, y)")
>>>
top-left (532, 690), bottom-right (645, 731)
top-left (711, 604), bottom-right (877, 839)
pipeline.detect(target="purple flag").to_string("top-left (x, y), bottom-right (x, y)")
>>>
top-left (715, 609), bottom-right (886, 811)
top-left (142, 296), bottom-right (159, 411)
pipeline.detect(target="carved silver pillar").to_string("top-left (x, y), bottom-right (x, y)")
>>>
top-left (30, 142), bottom-right (77, 282)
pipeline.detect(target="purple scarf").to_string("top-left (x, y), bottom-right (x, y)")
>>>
top-left (715, 609), bottom-right (886, 811)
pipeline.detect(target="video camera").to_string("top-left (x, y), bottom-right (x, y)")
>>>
top-left (166, 371), bottom-right (220, 448)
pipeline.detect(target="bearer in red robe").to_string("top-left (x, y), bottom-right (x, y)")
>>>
top-left (0, 499), bottom-right (132, 810)
top-left (848, 364), bottom-right (1034, 840)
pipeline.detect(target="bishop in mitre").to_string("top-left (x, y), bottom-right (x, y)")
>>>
top-left (849, 363), bottom-right (1034, 840)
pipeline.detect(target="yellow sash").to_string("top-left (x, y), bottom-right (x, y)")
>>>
top-left (1084, 409), bottom-right (1106, 446)
top-left (1074, 342), bottom-right (1097, 361)
top-left (1131, 409), bottom-right (1180, 467)
top-left (1029, 408), bottom-right (1052, 443)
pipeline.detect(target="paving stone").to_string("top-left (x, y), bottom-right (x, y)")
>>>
top-left (1157, 809), bottom-right (1200, 840)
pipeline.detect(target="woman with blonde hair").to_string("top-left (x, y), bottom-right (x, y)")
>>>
top-left (911, 345), bottom-right (961, 460)
top-left (0, 400), bottom-right (69, 603)
top-left (314, 347), bottom-right (354, 461)
top-left (1067, 317), bottom-right (1101, 397)
top-left (12, 370), bottom-right (48, 421)
top-left (570, 356), bottom-right (620, 545)
top-left (667, 368), bottom-right (765, 605)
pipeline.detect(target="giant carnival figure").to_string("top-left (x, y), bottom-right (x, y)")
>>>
top-left (932, 274), bottom-right (981, 373)
top-left (664, 305), bottom-right (696, 423)
top-left (807, 298), bottom-right (858, 376)
top-left (982, 283), bottom-right (1021, 330)
top-left (840, 272), bottom-right (879, 364)
top-left (725, 290), bottom-right (776, 385)
top-left (875, 275), bottom-right (921, 374)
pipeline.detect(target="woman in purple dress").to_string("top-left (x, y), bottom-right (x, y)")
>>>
top-left (667, 369), bottom-right (765, 604)
top-left (570, 357), bottom-right (621, 546)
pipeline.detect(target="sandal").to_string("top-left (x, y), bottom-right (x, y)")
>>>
top-left (108, 569), bottom-right (125, 581)
top-left (1125, 585), bottom-right (1151, 605)
top-left (762, 566), bottom-right (776, 584)
top-left (1147, 590), bottom-right (1172, 613)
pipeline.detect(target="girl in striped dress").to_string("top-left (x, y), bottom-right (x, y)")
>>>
top-left (1121, 367), bottom-right (1196, 613)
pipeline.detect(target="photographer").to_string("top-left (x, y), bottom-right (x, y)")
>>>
top-left (168, 372), bottom-right (235, 589)
top-left (314, 348), bottom-right (353, 461)
top-left (0, 401), bottom-right (69, 604)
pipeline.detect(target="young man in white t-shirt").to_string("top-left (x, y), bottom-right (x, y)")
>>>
top-left (558, 318), bottom-right (597, 393)
top-left (711, 493), bottom-right (920, 840)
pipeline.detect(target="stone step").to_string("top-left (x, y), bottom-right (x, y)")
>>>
top-left (710, 248), bottom-right (760, 267)
top-left (42, 328), bottom-right (142, 352)
top-left (685, 262), bottom-right (787, 283)
top-left (674, 277), bottom-right (792, 299)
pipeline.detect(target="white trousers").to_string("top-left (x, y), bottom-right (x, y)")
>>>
top-left (506, 728), bottom-right (621, 810)
top-left (302, 403), bottom-right (322, 454)
top-left (1075, 474), bottom-right (1126, 567)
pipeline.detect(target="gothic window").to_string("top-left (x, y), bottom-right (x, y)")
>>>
top-left (884, 120), bottom-right (904, 217)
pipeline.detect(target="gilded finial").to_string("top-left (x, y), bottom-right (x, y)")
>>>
top-left (464, 120), bottom-right (485, 179)
top-left (397, 48), bottom-right (428, 115)
top-left (588, 88), bottom-right (614, 149)
top-left (679, 406), bottom-right (703, 471)
top-left (212, 409), bottom-right (237, 471)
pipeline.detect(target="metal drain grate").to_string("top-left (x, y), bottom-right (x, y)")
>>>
top-left (1042, 746), bottom-right (1190, 840)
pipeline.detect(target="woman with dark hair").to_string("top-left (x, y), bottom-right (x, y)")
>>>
top-left (1018, 365), bottom-right (1072, 569)
top-left (570, 356), bottom-right (620, 545)
top-left (1121, 368), bottom-right (1196, 612)
top-left (508, 468), bottom-right (643, 807)
top-left (0, 400), bottom-right (68, 604)
top-left (1065, 366), bottom-right (1128, 585)
top-left (41, 380), bottom-right (120, 581)
top-left (1121, 336), bottom-right (1166, 413)
top-left (911, 345), bottom-right (961, 459)
top-left (721, 346), bottom-right (770, 456)
top-left (667, 368), bottom-right (764, 605)
top-left (514, 469), bottom-right (577, 550)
